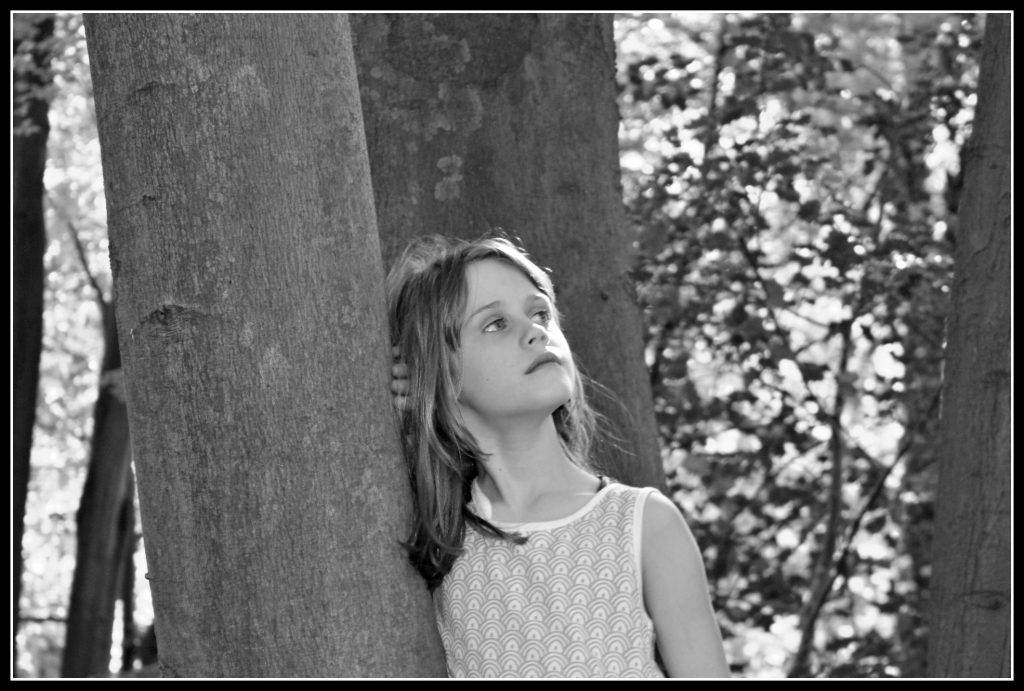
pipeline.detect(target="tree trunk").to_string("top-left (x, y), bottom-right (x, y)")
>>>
top-left (352, 13), bottom-right (664, 490)
top-left (84, 13), bottom-right (446, 677)
top-left (927, 12), bottom-right (1011, 678)
top-left (62, 303), bottom-right (135, 677)
top-left (116, 464), bottom-right (139, 674)
top-left (12, 12), bottom-right (54, 675)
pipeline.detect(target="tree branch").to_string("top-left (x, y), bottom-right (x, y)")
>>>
top-left (788, 320), bottom-right (853, 677)
top-left (831, 387), bottom-right (942, 596)
top-left (65, 219), bottom-right (108, 308)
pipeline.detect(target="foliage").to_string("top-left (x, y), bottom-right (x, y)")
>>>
top-left (616, 12), bottom-right (980, 677)
top-left (12, 13), bottom-right (57, 134)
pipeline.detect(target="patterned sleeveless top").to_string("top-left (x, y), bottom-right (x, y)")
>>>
top-left (433, 481), bottom-right (664, 678)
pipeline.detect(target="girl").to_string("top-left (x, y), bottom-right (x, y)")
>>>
top-left (387, 234), bottom-right (729, 678)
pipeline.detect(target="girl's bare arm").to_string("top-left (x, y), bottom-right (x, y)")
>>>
top-left (642, 492), bottom-right (730, 678)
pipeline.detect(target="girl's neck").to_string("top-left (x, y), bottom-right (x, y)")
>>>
top-left (469, 416), bottom-right (599, 523)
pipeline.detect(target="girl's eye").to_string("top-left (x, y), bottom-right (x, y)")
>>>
top-left (483, 317), bottom-right (507, 333)
top-left (534, 309), bottom-right (551, 324)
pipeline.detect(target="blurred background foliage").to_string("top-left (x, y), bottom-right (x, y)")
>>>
top-left (616, 12), bottom-right (978, 677)
top-left (13, 11), bottom-right (980, 677)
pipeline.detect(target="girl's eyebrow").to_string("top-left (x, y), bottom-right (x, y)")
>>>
top-left (467, 300), bottom-right (502, 321)
top-left (466, 293), bottom-right (549, 322)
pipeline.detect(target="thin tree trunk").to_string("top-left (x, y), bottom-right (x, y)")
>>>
top-left (117, 460), bottom-right (138, 675)
top-left (788, 324), bottom-right (853, 677)
top-left (353, 13), bottom-right (664, 490)
top-left (12, 13), bottom-right (54, 675)
top-left (62, 302), bottom-right (134, 677)
top-left (85, 13), bottom-right (446, 677)
top-left (926, 12), bottom-right (1011, 678)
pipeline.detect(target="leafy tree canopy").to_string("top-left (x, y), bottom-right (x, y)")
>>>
top-left (617, 11), bottom-right (979, 677)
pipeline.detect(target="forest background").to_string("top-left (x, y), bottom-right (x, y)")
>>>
top-left (11, 11), bottom-right (1010, 678)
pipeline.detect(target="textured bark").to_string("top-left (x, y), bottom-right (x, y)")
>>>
top-left (352, 13), bottom-right (664, 490)
top-left (85, 13), bottom-right (445, 677)
top-left (62, 304), bottom-right (135, 677)
top-left (926, 12), bottom-right (1011, 678)
top-left (12, 13), bottom-right (54, 675)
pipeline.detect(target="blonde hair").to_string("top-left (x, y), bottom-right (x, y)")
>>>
top-left (386, 234), bottom-right (596, 588)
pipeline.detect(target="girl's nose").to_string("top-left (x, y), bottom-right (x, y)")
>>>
top-left (525, 323), bottom-right (549, 346)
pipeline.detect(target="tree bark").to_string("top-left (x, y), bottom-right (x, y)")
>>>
top-left (927, 12), bottom-right (1011, 678)
top-left (352, 13), bottom-right (664, 490)
top-left (12, 13), bottom-right (54, 675)
top-left (62, 303), bottom-right (135, 677)
top-left (84, 13), bottom-right (446, 677)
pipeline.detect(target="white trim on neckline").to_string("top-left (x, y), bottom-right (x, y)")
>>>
top-left (469, 478), bottom-right (616, 532)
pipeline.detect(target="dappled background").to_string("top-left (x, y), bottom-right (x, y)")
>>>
top-left (14, 12), bottom-right (982, 677)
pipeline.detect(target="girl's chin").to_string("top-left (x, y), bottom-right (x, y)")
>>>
top-left (460, 399), bottom-right (571, 428)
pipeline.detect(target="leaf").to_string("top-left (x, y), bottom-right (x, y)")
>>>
top-left (797, 199), bottom-right (821, 221)
top-left (768, 338), bottom-right (795, 364)
top-left (660, 355), bottom-right (689, 380)
top-left (798, 361), bottom-right (829, 381)
top-left (683, 453), bottom-right (711, 476)
top-left (774, 183), bottom-right (801, 203)
top-left (737, 315), bottom-right (768, 342)
top-left (763, 279), bottom-right (786, 309)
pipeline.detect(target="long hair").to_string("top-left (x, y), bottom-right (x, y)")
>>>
top-left (386, 234), bottom-right (597, 589)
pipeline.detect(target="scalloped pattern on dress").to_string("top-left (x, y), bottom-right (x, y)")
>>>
top-left (433, 483), bottom-right (664, 678)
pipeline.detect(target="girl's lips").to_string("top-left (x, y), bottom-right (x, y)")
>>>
top-left (525, 353), bottom-right (561, 374)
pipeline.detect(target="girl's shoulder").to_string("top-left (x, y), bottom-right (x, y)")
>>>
top-left (608, 483), bottom-right (693, 529)
top-left (585, 480), bottom-right (664, 524)
top-left (602, 479), bottom-right (662, 503)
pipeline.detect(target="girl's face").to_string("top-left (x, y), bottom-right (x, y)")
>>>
top-left (455, 259), bottom-right (574, 431)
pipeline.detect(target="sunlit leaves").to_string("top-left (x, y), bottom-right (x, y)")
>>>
top-left (618, 11), bottom-right (975, 677)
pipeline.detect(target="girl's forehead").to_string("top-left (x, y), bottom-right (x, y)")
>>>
top-left (463, 259), bottom-right (543, 304)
